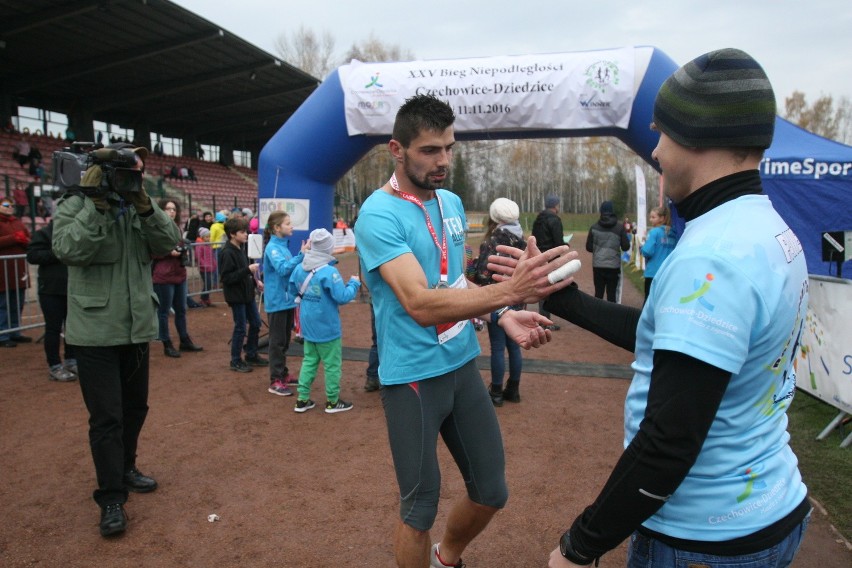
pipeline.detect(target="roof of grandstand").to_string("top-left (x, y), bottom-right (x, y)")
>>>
top-left (0, 0), bottom-right (320, 152)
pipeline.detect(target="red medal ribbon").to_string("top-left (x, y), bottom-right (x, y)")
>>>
top-left (389, 173), bottom-right (448, 286)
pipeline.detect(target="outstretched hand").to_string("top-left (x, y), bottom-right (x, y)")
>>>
top-left (498, 309), bottom-right (553, 349)
top-left (487, 236), bottom-right (577, 304)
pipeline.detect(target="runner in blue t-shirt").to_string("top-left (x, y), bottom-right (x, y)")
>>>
top-left (355, 94), bottom-right (575, 568)
top-left (530, 49), bottom-right (811, 568)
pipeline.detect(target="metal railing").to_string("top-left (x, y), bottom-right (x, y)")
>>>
top-left (0, 242), bottom-right (222, 338)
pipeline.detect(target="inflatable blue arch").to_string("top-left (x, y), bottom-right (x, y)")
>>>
top-left (258, 45), bottom-right (852, 278)
top-left (258, 46), bottom-right (679, 253)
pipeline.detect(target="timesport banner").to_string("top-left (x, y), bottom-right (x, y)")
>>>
top-left (337, 48), bottom-right (636, 136)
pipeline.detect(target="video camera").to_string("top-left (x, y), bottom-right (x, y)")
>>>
top-left (53, 142), bottom-right (143, 194)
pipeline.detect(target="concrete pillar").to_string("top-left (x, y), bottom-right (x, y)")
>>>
top-left (219, 142), bottom-right (234, 166)
top-left (68, 108), bottom-right (95, 142)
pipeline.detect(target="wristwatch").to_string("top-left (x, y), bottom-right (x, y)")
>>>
top-left (559, 531), bottom-right (595, 565)
top-left (491, 306), bottom-right (511, 323)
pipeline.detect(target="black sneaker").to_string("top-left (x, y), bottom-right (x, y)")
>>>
top-left (364, 377), bottom-right (380, 392)
top-left (325, 399), bottom-right (354, 414)
top-left (245, 355), bottom-right (269, 367)
top-left (294, 399), bottom-right (316, 413)
top-left (99, 503), bottom-right (127, 537)
top-left (179, 337), bottom-right (203, 352)
top-left (230, 360), bottom-right (253, 373)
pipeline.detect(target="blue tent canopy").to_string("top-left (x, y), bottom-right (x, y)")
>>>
top-left (761, 118), bottom-right (852, 277)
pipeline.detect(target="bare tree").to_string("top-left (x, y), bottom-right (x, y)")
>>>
top-left (784, 91), bottom-right (851, 143)
top-left (341, 32), bottom-right (414, 64)
top-left (274, 26), bottom-right (337, 79)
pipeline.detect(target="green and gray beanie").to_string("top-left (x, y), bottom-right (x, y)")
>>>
top-left (653, 48), bottom-right (776, 149)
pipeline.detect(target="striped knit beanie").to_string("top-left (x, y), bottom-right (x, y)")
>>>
top-left (653, 48), bottom-right (776, 149)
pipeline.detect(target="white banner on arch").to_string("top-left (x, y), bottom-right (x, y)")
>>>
top-left (338, 48), bottom-right (635, 136)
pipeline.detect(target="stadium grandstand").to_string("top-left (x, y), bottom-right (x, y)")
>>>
top-left (1, 0), bottom-right (320, 223)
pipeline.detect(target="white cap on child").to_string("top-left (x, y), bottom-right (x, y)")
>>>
top-left (310, 228), bottom-right (335, 256)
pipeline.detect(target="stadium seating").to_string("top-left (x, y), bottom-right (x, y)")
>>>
top-left (1, 130), bottom-right (259, 215)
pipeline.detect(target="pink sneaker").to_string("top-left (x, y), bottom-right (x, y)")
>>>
top-left (284, 374), bottom-right (299, 386)
top-left (267, 379), bottom-right (293, 396)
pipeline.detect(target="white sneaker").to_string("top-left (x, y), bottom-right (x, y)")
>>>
top-left (430, 543), bottom-right (465, 568)
top-left (48, 365), bottom-right (77, 382)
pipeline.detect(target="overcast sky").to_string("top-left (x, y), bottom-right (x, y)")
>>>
top-left (172, 0), bottom-right (852, 109)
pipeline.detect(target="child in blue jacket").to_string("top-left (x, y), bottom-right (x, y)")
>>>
top-left (288, 228), bottom-right (360, 414)
top-left (262, 210), bottom-right (307, 396)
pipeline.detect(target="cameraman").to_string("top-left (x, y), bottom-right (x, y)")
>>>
top-left (52, 143), bottom-right (180, 537)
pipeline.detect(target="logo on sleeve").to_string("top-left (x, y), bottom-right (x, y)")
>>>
top-left (679, 273), bottom-right (715, 311)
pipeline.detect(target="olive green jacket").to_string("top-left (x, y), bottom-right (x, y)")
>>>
top-left (52, 194), bottom-right (180, 346)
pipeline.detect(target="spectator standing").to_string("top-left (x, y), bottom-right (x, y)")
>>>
top-left (151, 199), bottom-right (203, 358)
top-left (185, 210), bottom-right (203, 243)
top-left (0, 198), bottom-right (31, 347)
top-left (472, 198), bottom-right (527, 406)
top-left (586, 200), bottom-right (629, 302)
top-left (26, 220), bottom-right (76, 381)
top-left (640, 205), bottom-right (678, 299)
top-left (195, 227), bottom-right (216, 307)
top-left (209, 211), bottom-right (227, 251)
top-left (355, 94), bottom-right (569, 568)
top-left (531, 194), bottom-right (564, 329)
top-left (34, 197), bottom-right (50, 219)
top-left (218, 215), bottom-right (267, 373)
top-left (200, 211), bottom-right (213, 230)
top-left (28, 145), bottom-right (42, 165)
top-left (12, 136), bottom-right (30, 167)
top-left (288, 228), bottom-right (360, 413)
top-left (544, 48), bottom-right (810, 568)
top-left (12, 185), bottom-right (29, 219)
top-left (262, 211), bottom-right (305, 396)
top-left (52, 143), bottom-right (179, 537)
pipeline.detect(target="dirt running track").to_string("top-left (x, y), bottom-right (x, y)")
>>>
top-left (1, 237), bottom-right (850, 567)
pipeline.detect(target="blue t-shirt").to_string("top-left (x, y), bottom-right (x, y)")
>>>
top-left (640, 225), bottom-right (678, 278)
top-left (355, 189), bottom-right (479, 385)
top-left (629, 195), bottom-right (808, 541)
top-left (263, 235), bottom-right (302, 313)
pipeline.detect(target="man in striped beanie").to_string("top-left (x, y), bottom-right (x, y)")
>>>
top-left (546, 49), bottom-right (811, 567)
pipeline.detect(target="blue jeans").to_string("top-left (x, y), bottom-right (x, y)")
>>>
top-left (229, 300), bottom-right (261, 364)
top-left (627, 511), bottom-right (810, 568)
top-left (486, 320), bottom-right (522, 387)
top-left (153, 281), bottom-right (188, 343)
top-left (366, 303), bottom-right (379, 379)
top-left (0, 287), bottom-right (26, 341)
top-left (200, 270), bottom-right (216, 301)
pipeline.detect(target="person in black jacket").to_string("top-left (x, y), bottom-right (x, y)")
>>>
top-left (585, 200), bottom-right (629, 302)
top-left (531, 194), bottom-right (564, 329)
top-left (25, 220), bottom-right (76, 381)
top-left (218, 216), bottom-right (268, 373)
